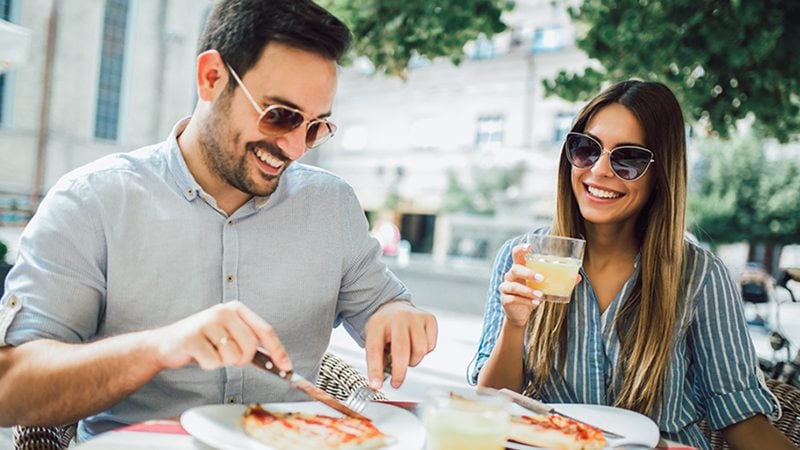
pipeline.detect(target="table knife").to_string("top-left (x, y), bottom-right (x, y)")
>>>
top-left (499, 388), bottom-right (624, 439)
top-left (251, 349), bottom-right (369, 420)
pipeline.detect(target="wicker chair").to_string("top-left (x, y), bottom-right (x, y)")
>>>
top-left (13, 351), bottom-right (384, 450)
top-left (699, 379), bottom-right (800, 450)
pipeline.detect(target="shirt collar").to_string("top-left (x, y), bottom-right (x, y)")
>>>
top-left (164, 117), bottom-right (278, 211)
top-left (165, 117), bottom-right (203, 202)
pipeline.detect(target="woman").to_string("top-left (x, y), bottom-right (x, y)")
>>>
top-left (469, 80), bottom-right (794, 449)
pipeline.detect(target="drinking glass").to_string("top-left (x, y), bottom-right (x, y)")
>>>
top-left (423, 387), bottom-right (510, 450)
top-left (524, 234), bottom-right (586, 303)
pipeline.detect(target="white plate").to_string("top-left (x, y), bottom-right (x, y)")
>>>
top-left (506, 403), bottom-right (660, 449)
top-left (180, 401), bottom-right (424, 450)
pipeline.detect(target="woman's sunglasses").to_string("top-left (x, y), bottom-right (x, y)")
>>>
top-left (226, 63), bottom-right (337, 149)
top-left (564, 132), bottom-right (655, 181)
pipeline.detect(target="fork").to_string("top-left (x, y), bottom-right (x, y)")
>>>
top-left (344, 361), bottom-right (392, 413)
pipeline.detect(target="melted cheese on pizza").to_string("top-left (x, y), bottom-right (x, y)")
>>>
top-left (243, 405), bottom-right (390, 450)
top-left (509, 414), bottom-right (607, 450)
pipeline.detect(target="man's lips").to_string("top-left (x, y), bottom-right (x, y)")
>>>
top-left (250, 144), bottom-right (287, 176)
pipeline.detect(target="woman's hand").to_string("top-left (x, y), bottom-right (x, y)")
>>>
top-left (498, 244), bottom-right (545, 328)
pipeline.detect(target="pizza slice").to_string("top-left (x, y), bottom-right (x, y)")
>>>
top-left (508, 413), bottom-right (607, 450)
top-left (242, 404), bottom-right (392, 450)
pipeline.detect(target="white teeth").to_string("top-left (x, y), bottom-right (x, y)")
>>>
top-left (587, 185), bottom-right (621, 199)
top-left (255, 148), bottom-right (284, 168)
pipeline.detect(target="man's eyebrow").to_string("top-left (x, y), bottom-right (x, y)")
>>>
top-left (585, 131), bottom-right (645, 148)
top-left (261, 95), bottom-right (332, 119)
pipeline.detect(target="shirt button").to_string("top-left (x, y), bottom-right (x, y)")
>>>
top-left (226, 274), bottom-right (235, 283)
top-left (7, 296), bottom-right (19, 308)
top-left (227, 396), bottom-right (236, 404)
top-left (187, 188), bottom-right (194, 196)
top-left (227, 219), bottom-right (234, 225)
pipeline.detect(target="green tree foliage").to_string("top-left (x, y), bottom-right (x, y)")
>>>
top-left (545, 0), bottom-right (800, 142)
top-left (322, 0), bottom-right (513, 78)
top-left (689, 135), bottom-right (800, 269)
top-left (442, 164), bottom-right (524, 215)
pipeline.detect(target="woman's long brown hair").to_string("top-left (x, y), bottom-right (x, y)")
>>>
top-left (523, 80), bottom-right (688, 417)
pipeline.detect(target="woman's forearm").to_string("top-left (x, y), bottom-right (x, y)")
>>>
top-left (477, 320), bottom-right (527, 392)
top-left (722, 414), bottom-right (797, 450)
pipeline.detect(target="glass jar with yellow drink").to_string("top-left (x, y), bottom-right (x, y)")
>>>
top-left (423, 387), bottom-right (510, 450)
top-left (524, 234), bottom-right (585, 303)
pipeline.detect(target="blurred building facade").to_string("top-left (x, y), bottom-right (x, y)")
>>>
top-left (319, 0), bottom-right (589, 260)
top-left (0, 0), bottom-right (214, 223)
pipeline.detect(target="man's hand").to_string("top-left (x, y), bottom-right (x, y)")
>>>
top-left (149, 301), bottom-right (292, 372)
top-left (364, 301), bottom-right (437, 390)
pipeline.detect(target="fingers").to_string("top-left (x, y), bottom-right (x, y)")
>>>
top-left (499, 279), bottom-right (542, 303)
top-left (511, 243), bottom-right (531, 265)
top-left (365, 303), bottom-right (438, 390)
top-left (388, 322), bottom-right (410, 389)
top-left (157, 301), bottom-right (292, 373)
top-left (233, 303), bottom-right (292, 371)
top-left (504, 262), bottom-right (544, 285)
top-left (365, 325), bottom-right (387, 390)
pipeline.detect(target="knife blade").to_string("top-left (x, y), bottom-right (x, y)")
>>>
top-left (499, 388), bottom-right (624, 439)
top-left (251, 349), bottom-right (369, 420)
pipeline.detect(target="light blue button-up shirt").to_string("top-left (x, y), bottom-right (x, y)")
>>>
top-left (468, 233), bottom-right (775, 449)
top-left (0, 119), bottom-right (410, 440)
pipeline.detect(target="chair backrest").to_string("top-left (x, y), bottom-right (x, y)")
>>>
top-left (13, 351), bottom-right (383, 450)
top-left (699, 378), bottom-right (800, 450)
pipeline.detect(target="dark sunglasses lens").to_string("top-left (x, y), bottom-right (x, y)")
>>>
top-left (306, 122), bottom-right (336, 148)
top-left (566, 135), bottom-right (601, 168)
top-left (259, 107), bottom-right (304, 135)
top-left (610, 147), bottom-right (652, 180)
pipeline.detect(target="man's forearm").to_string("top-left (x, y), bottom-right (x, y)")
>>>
top-left (0, 331), bottom-right (164, 427)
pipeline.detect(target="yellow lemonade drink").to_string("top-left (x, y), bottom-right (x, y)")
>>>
top-left (424, 408), bottom-right (509, 450)
top-left (424, 389), bottom-right (510, 450)
top-left (525, 253), bottom-right (582, 303)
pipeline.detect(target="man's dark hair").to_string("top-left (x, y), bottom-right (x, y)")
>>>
top-left (198, 0), bottom-right (352, 88)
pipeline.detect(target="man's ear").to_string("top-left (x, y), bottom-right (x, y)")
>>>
top-left (196, 50), bottom-right (228, 102)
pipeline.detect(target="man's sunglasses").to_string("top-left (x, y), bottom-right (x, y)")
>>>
top-left (226, 63), bottom-right (336, 149)
top-left (564, 132), bottom-right (655, 182)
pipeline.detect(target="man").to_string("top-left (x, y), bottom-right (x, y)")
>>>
top-left (0, 0), bottom-right (437, 441)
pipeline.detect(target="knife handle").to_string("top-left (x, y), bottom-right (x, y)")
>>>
top-left (499, 388), bottom-right (552, 415)
top-left (252, 349), bottom-right (293, 380)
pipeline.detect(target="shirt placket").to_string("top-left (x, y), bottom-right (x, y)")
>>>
top-left (221, 214), bottom-right (243, 404)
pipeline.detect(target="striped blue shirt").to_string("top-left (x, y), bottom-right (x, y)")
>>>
top-left (468, 235), bottom-right (775, 449)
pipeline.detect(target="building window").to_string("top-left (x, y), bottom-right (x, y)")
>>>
top-left (94, 0), bottom-right (130, 140)
top-left (553, 111), bottom-right (574, 143)
top-left (531, 25), bottom-right (566, 54)
top-left (0, 0), bottom-right (17, 126)
top-left (475, 114), bottom-right (504, 147)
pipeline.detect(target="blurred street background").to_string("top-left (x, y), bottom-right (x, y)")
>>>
top-left (2, 0), bottom-right (800, 448)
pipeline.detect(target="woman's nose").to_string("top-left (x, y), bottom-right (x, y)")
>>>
top-left (590, 149), bottom-right (615, 177)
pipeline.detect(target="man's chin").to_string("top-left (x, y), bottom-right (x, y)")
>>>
top-left (250, 175), bottom-right (281, 197)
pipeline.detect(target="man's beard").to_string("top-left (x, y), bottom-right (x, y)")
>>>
top-left (197, 93), bottom-right (287, 198)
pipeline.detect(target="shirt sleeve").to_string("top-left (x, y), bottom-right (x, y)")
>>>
top-left (689, 256), bottom-right (775, 430)
top-left (333, 186), bottom-right (411, 346)
top-left (467, 238), bottom-right (517, 385)
top-left (0, 176), bottom-right (107, 347)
